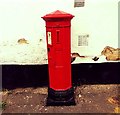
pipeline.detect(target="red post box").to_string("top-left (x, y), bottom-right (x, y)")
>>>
top-left (42, 10), bottom-right (75, 106)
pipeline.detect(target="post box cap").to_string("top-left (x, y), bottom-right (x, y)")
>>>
top-left (42, 10), bottom-right (74, 20)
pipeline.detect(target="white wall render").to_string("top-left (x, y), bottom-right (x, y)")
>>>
top-left (0, 0), bottom-right (119, 64)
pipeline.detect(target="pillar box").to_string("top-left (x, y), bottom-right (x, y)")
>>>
top-left (42, 10), bottom-right (75, 106)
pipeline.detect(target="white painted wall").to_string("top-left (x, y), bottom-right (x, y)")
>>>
top-left (0, 0), bottom-right (119, 64)
top-left (72, 0), bottom-right (119, 56)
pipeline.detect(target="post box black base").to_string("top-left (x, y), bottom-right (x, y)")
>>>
top-left (46, 87), bottom-right (76, 106)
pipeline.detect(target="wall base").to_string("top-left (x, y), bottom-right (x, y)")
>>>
top-left (46, 87), bottom-right (76, 106)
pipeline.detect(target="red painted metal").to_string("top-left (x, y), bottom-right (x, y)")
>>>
top-left (42, 10), bottom-right (74, 91)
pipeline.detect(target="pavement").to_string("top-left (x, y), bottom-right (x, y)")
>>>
top-left (1, 84), bottom-right (119, 113)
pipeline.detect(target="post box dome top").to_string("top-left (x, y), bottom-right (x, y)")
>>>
top-left (42, 10), bottom-right (74, 20)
